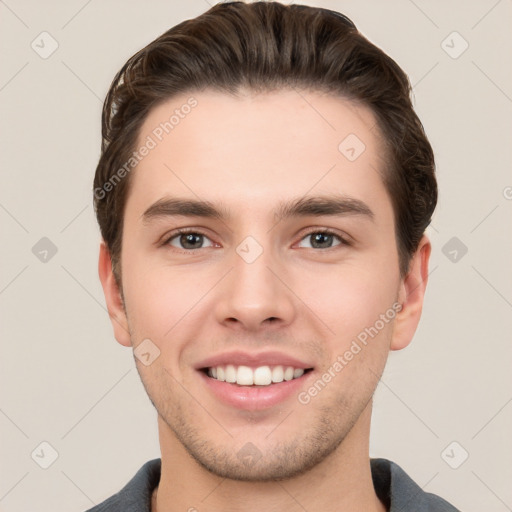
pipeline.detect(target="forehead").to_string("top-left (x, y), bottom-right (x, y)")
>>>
top-left (126, 88), bottom-right (390, 219)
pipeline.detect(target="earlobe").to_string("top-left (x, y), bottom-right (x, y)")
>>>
top-left (390, 235), bottom-right (431, 351)
top-left (98, 241), bottom-right (131, 347)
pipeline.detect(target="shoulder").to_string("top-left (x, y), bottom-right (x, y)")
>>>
top-left (84, 458), bottom-right (161, 512)
top-left (371, 458), bottom-right (461, 512)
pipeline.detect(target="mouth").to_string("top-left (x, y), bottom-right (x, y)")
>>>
top-left (200, 364), bottom-right (314, 386)
top-left (195, 350), bottom-right (316, 410)
top-left (198, 364), bottom-right (315, 411)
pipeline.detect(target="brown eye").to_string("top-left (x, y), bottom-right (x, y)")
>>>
top-left (167, 232), bottom-right (214, 250)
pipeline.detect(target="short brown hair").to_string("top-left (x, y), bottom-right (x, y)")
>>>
top-left (93, 1), bottom-right (436, 282)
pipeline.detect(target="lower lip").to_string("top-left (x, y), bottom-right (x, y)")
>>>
top-left (198, 370), bottom-right (313, 411)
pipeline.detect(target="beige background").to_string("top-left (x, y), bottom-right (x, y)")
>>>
top-left (1, 1), bottom-right (511, 511)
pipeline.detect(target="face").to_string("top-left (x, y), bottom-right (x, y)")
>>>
top-left (100, 88), bottom-right (428, 481)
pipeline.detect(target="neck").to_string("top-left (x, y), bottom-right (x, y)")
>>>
top-left (153, 403), bottom-right (385, 512)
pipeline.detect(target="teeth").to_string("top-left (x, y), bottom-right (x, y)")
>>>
top-left (225, 364), bottom-right (237, 383)
top-left (237, 365), bottom-right (254, 385)
top-left (283, 366), bottom-right (294, 381)
top-left (293, 368), bottom-right (304, 378)
top-left (207, 365), bottom-right (307, 386)
top-left (254, 366), bottom-right (272, 385)
top-left (271, 366), bottom-right (284, 383)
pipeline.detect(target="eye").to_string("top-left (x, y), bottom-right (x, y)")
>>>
top-left (165, 230), bottom-right (215, 250)
top-left (297, 230), bottom-right (345, 249)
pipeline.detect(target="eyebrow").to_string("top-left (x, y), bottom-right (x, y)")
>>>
top-left (141, 195), bottom-right (374, 224)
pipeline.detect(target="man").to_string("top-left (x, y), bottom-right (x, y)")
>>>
top-left (90, 1), bottom-right (459, 510)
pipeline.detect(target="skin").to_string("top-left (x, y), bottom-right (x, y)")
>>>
top-left (99, 88), bottom-right (430, 512)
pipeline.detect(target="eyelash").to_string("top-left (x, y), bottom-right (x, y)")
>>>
top-left (161, 227), bottom-right (351, 252)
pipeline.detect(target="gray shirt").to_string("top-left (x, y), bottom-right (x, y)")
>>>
top-left (85, 458), bottom-right (460, 511)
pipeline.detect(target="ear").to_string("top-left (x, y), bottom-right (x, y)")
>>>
top-left (98, 240), bottom-right (131, 347)
top-left (391, 235), bottom-right (431, 351)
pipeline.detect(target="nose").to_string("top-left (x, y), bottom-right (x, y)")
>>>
top-left (213, 243), bottom-right (296, 332)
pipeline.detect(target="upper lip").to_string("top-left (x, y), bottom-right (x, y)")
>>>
top-left (195, 350), bottom-right (314, 370)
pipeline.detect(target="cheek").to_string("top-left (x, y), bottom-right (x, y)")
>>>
top-left (301, 262), bottom-right (399, 341)
top-left (121, 253), bottom-right (217, 346)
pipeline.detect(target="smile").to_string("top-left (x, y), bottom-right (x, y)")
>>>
top-left (204, 364), bottom-right (313, 386)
